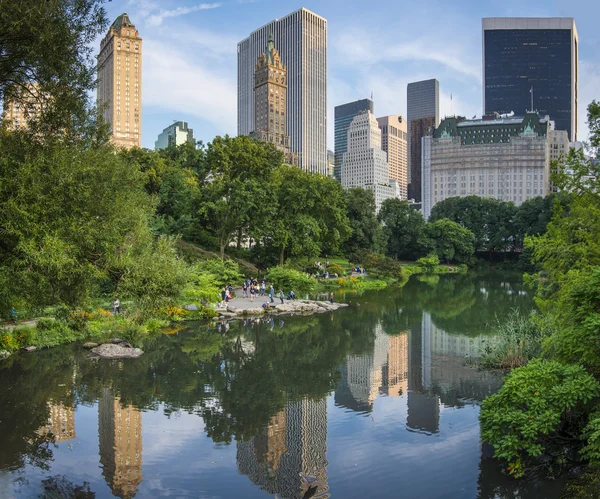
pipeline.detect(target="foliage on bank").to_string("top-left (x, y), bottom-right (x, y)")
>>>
top-left (479, 100), bottom-right (600, 481)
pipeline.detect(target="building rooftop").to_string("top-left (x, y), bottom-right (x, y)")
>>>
top-left (111, 13), bottom-right (134, 30)
top-left (434, 112), bottom-right (555, 145)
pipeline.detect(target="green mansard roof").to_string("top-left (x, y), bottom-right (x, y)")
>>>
top-left (111, 13), bottom-right (134, 30)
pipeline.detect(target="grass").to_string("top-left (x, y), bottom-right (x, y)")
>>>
top-left (479, 310), bottom-right (547, 370)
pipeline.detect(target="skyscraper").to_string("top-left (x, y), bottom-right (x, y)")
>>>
top-left (377, 115), bottom-right (408, 199)
top-left (238, 8), bottom-right (327, 173)
top-left (407, 79), bottom-right (439, 202)
top-left (98, 13), bottom-right (142, 149)
top-left (155, 121), bottom-right (195, 149)
top-left (334, 98), bottom-right (374, 182)
top-left (341, 111), bottom-right (397, 212)
top-left (249, 32), bottom-right (298, 165)
top-left (483, 18), bottom-right (578, 140)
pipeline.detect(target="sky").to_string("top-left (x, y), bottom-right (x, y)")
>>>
top-left (101, 0), bottom-right (600, 149)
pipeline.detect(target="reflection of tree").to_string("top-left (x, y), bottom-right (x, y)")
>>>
top-left (0, 346), bottom-right (78, 471)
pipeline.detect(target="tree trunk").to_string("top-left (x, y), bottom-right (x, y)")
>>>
top-left (279, 246), bottom-right (285, 266)
top-left (220, 240), bottom-right (226, 260)
top-left (236, 227), bottom-right (243, 249)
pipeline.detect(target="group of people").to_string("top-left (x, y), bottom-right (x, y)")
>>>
top-left (220, 284), bottom-right (234, 307)
top-left (242, 278), bottom-right (291, 305)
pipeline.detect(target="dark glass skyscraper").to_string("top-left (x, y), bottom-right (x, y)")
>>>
top-left (334, 98), bottom-right (374, 182)
top-left (483, 18), bottom-right (578, 140)
top-left (407, 79), bottom-right (439, 202)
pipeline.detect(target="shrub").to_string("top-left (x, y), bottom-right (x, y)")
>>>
top-left (0, 329), bottom-right (18, 352)
top-left (416, 253), bottom-right (440, 274)
top-left (480, 311), bottom-right (547, 370)
top-left (266, 266), bottom-right (315, 295)
top-left (196, 259), bottom-right (243, 287)
top-left (67, 311), bottom-right (93, 332)
top-left (326, 263), bottom-right (345, 276)
top-left (480, 359), bottom-right (599, 477)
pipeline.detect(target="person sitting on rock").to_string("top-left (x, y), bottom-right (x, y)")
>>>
top-left (262, 301), bottom-right (270, 310)
top-left (287, 290), bottom-right (295, 300)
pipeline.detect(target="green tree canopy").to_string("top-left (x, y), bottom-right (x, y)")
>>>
top-left (0, 0), bottom-right (109, 136)
top-left (422, 218), bottom-right (475, 264)
top-left (378, 199), bottom-right (425, 260)
top-left (343, 187), bottom-right (383, 258)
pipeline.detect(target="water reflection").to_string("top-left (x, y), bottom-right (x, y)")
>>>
top-left (99, 388), bottom-right (143, 499)
top-left (237, 398), bottom-right (329, 499)
top-left (0, 273), bottom-right (560, 498)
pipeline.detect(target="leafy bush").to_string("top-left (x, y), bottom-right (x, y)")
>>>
top-left (144, 318), bottom-right (171, 333)
top-left (182, 265), bottom-right (221, 306)
top-left (480, 359), bottom-right (599, 477)
top-left (266, 266), bottom-right (315, 295)
top-left (480, 311), bottom-right (547, 370)
top-left (326, 263), bottom-right (345, 276)
top-left (416, 253), bottom-right (440, 274)
top-left (196, 259), bottom-right (243, 287)
top-left (0, 328), bottom-right (18, 352)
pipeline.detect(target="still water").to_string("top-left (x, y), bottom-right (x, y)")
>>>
top-left (0, 273), bottom-right (562, 498)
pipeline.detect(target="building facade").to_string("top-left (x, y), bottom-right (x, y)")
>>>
top-left (327, 149), bottom-right (335, 178)
top-left (238, 8), bottom-right (327, 173)
top-left (2, 82), bottom-right (45, 130)
top-left (97, 13), bottom-right (142, 149)
top-left (377, 115), bottom-right (408, 199)
top-left (155, 121), bottom-right (195, 149)
top-left (421, 112), bottom-right (568, 218)
top-left (341, 111), bottom-right (397, 212)
top-left (482, 17), bottom-right (578, 140)
top-left (407, 79), bottom-right (439, 202)
top-left (249, 32), bottom-right (298, 166)
top-left (334, 98), bottom-right (374, 182)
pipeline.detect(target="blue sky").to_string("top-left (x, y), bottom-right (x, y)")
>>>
top-left (101, 0), bottom-right (600, 149)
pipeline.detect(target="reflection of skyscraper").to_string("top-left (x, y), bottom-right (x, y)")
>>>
top-left (237, 398), bottom-right (329, 499)
top-left (380, 333), bottom-right (409, 397)
top-left (99, 388), bottom-right (143, 499)
top-left (37, 401), bottom-right (76, 442)
top-left (406, 314), bottom-right (440, 434)
top-left (335, 323), bottom-right (389, 411)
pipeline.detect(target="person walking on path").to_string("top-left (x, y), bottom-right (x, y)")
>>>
top-left (250, 286), bottom-right (256, 302)
top-left (269, 285), bottom-right (275, 303)
top-left (329, 292), bottom-right (334, 304)
top-left (221, 288), bottom-right (227, 308)
top-left (279, 289), bottom-right (285, 304)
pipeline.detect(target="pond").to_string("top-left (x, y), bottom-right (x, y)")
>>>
top-left (0, 273), bottom-right (563, 498)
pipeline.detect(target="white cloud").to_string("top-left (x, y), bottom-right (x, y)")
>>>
top-left (147, 3), bottom-right (221, 27)
top-left (142, 38), bottom-right (237, 133)
top-left (333, 30), bottom-right (480, 82)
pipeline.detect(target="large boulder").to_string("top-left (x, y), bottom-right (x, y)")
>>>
top-left (90, 343), bottom-right (143, 359)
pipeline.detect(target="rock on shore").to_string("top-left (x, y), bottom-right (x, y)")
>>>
top-left (224, 299), bottom-right (347, 317)
top-left (90, 343), bottom-right (143, 359)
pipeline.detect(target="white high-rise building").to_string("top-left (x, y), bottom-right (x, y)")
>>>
top-left (341, 111), bottom-right (397, 212)
top-left (237, 8), bottom-right (327, 174)
top-left (155, 121), bottom-right (195, 149)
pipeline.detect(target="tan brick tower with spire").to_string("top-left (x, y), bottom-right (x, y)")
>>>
top-left (97, 13), bottom-right (142, 149)
top-left (250, 31), bottom-right (298, 165)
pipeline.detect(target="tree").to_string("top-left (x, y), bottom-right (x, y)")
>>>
top-left (378, 199), bottom-right (425, 260)
top-left (0, 132), bottom-right (184, 312)
top-left (430, 196), bottom-right (517, 252)
top-left (264, 165), bottom-right (350, 264)
top-left (0, 0), bottom-right (109, 136)
top-left (422, 218), bottom-right (475, 264)
top-left (343, 188), bottom-right (383, 257)
top-left (200, 136), bottom-right (282, 258)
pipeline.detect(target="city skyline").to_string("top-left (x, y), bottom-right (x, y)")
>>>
top-left (98, 1), bottom-right (599, 150)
